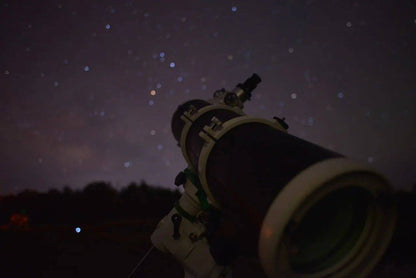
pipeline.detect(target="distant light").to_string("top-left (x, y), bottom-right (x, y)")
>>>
top-left (75, 227), bottom-right (81, 233)
top-left (288, 47), bottom-right (294, 54)
top-left (308, 117), bottom-right (314, 126)
top-left (156, 83), bottom-right (162, 89)
top-left (150, 129), bottom-right (156, 135)
top-left (148, 100), bottom-right (155, 106)
top-left (105, 24), bottom-right (111, 30)
top-left (54, 81), bottom-right (59, 87)
top-left (169, 62), bottom-right (176, 68)
top-left (290, 93), bottom-right (297, 99)
top-left (157, 144), bottom-right (163, 151)
top-left (40, 72), bottom-right (45, 78)
top-left (227, 54), bottom-right (233, 60)
top-left (368, 157), bottom-right (374, 163)
top-left (150, 90), bottom-right (156, 96)
top-left (159, 52), bottom-right (165, 58)
top-left (124, 161), bottom-right (131, 168)
top-left (185, 88), bottom-right (190, 94)
top-left (337, 92), bottom-right (344, 99)
top-left (201, 84), bottom-right (207, 90)
top-left (4, 70), bottom-right (10, 75)
top-left (83, 66), bottom-right (90, 72)
top-left (100, 111), bottom-right (105, 117)
top-left (346, 21), bottom-right (352, 28)
top-left (177, 76), bottom-right (183, 82)
top-left (231, 6), bottom-right (237, 12)
top-left (144, 12), bottom-right (149, 18)
top-left (200, 77), bottom-right (207, 83)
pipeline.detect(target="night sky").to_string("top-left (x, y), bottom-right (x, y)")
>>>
top-left (1, 0), bottom-right (415, 194)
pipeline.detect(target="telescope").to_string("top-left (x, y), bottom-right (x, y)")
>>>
top-left (150, 74), bottom-right (396, 278)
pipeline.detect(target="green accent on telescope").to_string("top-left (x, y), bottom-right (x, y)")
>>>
top-left (183, 168), bottom-right (222, 219)
top-left (288, 186), bottom-right (370, 273)
top-left (174, 201), bottom-right (197, 223)
top-left (184, 168), bottom-right (212, 211)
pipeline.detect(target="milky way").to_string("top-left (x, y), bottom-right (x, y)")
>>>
top-left (1, 0), bottom-right (415, 194)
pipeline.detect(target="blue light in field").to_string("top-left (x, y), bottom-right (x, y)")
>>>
top-left (169, 62), bottom-right (175, 68)
top-left (75, 227), bottom-right (81, 233)
top-left (307, 116), bottom-right (314, 126)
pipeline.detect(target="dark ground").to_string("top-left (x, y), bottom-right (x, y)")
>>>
top-left (0, 217), bottom-right (415, 278)
top-left (0, 184), bottom-right (415, 277)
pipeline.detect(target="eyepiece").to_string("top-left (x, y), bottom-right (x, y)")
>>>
top-left (236, 73), bottom-right (262, 102)
top-left (242, 73), bottom-right (262, 92)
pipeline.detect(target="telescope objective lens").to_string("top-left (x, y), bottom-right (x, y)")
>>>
top-left (287, 186), bottom-right (371, 273)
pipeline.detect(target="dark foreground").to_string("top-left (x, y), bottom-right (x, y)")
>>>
top-left (1, 217), bottom-right (415, 278)
top-left (1, 185), bottom-right (415, 277)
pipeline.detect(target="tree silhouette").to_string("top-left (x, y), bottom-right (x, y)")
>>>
top-left (0, 180), bottom-right (180, 225)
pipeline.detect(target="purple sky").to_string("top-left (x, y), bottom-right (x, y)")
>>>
top-left (1, 0), bottom-right (415, 194)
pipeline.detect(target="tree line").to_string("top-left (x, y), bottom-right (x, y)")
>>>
top-left (0, 181), bottom-right (181, 225)
top-left (0, 182), bottom-right (415, 264)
